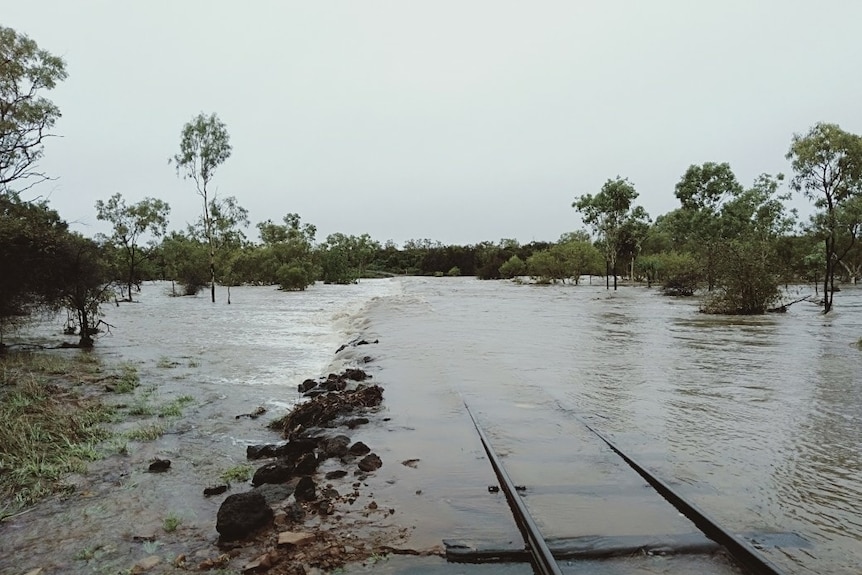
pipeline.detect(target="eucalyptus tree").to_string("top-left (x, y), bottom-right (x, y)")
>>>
top-left (255, 213), bottom-right (318, 290)
top-left (673, 162), bottom-right (744, 290)
top-left (171, 112), bottom-right (232, 302)
top-left (95, 193), bottom-right (170, 300)
top-left (573, 176), bottom-right (649, 290)
top-left (787, 123), bottom-right (862, 312)
top-left (0, 26), bottom-right (67, 194)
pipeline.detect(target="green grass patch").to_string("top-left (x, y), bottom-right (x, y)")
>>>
top-left (220, 464), bottom-right (253, 484)
top-left (0, 353), bottom-right (115, 517)
top-left (158, 395), bottom-right (194, 418)
top-left (124, 424), bottom-right (165, 442)
top-left (112, 363), bottom-right (139, 393)
top-left (163, 512), bottom-right (182, 532)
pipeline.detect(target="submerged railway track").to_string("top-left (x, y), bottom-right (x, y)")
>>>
top-left (456, 401), bottom-right (793, 575)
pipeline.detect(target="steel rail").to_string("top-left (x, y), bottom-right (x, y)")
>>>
top-left (582, 421), bottom-right (788, 575)
top-left (464, 401), bottom-right (564, 575)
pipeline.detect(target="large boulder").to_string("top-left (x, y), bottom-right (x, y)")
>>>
top-left (216, 491), bottom-right (273, 541)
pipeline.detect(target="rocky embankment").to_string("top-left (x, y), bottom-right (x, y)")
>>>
top-left (185, 339), bottom-right (433, 575)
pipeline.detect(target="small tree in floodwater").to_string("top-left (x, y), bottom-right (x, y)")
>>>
top-left (787, 123), bottom-right (862, 313)
top-left (171, 112), bottom-right (232, 303)
top-left (95, 193), bottom-right (170, 301)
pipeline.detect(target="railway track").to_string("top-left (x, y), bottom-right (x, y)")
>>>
top-left (456, 401), bottom-right (791, 575)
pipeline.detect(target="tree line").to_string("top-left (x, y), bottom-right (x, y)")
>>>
top-left (2, 25), bottom-right (862, 348)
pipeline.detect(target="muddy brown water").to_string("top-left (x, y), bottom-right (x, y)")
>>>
top-left (2, 278), bottom-right (861, 575)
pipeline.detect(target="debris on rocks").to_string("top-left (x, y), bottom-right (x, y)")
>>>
top-left (236, 406), bottom-right (267, 420)
top-left (269, 384), bottom-right (383, 437)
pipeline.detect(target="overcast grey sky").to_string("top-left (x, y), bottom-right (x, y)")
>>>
top-left (5, 1), bottom-right (862, 246)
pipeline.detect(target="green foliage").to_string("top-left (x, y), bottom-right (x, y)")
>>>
top-left (0, 25), bottom-right (67, 192)
top-left (112, 363), bottom-right (139, 393)
top-left (220, 464), bottom-right (253, 483)
top-left (573, 177), bottom-right (650, 289)
top-left (54, 233), bottom-right (114, 347)
top-left (277, 264), bottom-right (312, 291)
top-left (95, 193), bottom-right (170, 300)
top-left (163, 512), bottom-right (182, 533)
top-left (124, 424), bottom-right (165, 441)
top-left (499, 255), bottom-right (526, 279)
top-left (159, 231), bottom-right (209, 295)
top-left (171, 112), bottom-right (232, 302)
top-left (447, 266), bottom-right (461, 277)
top-left (787, 122), bottom-right (862, 312)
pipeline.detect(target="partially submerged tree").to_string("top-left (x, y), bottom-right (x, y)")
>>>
top-left (171, 112), bottom-right (232, 302)
top-left (95, 193), bottom-right (170, 301)
top-left (0, 26), bottom-right (67, 194)
top-left (787, 123), bottom-right (862, 312)
top-left (573, 177), bottom-right (649, 290)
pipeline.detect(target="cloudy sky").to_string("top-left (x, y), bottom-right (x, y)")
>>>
top-left (5, 1), bottom-right (862, 246)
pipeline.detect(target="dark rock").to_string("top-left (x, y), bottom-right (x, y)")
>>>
top-left (255, 481), bottom-right (297, 505)
top-left (348, 441), bottom-right (371, 456)
top-left (325, 470), bottom-right (348, 480)
top-left (274, 385), bottom-right (384, 437)
top-left (216, 491), bottom-right (274, 541)
top-left (362, 356), bottom-right (373, 363)
top-left (277, 439), bottom-right (317, 459)
top-left (294, 476), bottom-right (317, 502)
top-left (298, 378), bottom-right (318, 393)
top-left (252, 460), bottom-right (294, 486)
top-left (204, 484), bottom-right (229, 497)
top-left (247, 444), bottom-right (279, 460)
top-left (303, 389), bottom-right (328, 398)
top-left (345, 417), bottom-right (369, 429)
top-left (293, 452), bottom-right (319, 476)
top-left (324, 378), bottom-right (347, 392)
top-left (148, 458), bottom-right (171, 472)
top-left (319, 435), bottom-right (350, 459)
top-left (358, 453), bottom-right (382, 472)
top-left (321, 487), bottom-right (340, 499)
top-left (343, 368), bottom-right (369, 381)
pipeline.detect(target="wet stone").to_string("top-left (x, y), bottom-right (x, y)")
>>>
top-left (255, 481), bottom-right (297, 505)
top-left (357, 453), bottom-right (382, 472)
top-left (319, 435), bottom-right (350, 458)
top-left (148, 458), bottom-right (171, 472)
top-left (204, 484), bottom-right (229, 497)
top-left (294, 476), bottom-right (317, 502)
top-left (325, 470), bottom-right (348, 480)
top-left (294, 452), bottom-right (319, 476)
top-left (345, 417), bottom-right (369, 429)
top-left (216, 491), bottom-right (274, 541)
top-left (348, 441), bottom-right (371, 456)
top-left (298, 378), bottom-right (318, 393)
top-left (252, 460), bottom-right (294, 486)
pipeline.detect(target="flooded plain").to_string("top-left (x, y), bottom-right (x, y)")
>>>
top-left (1, 277), bottom-right (860, 575)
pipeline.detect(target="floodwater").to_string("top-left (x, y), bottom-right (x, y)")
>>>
top-left (2, 277), bottom-right (861, 575)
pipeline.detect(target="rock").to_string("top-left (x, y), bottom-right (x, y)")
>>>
top-left (294, 476), bottom-right (317, 502)
top-left (324, 378), bottom-right (347, 392)
top-left (401, 459), bottom-right (420, 468)
top-left (216, 491), bottom-right (274, 541)
top-left (22, 569), bottom-right (43, 575)
top-left (204, 484), bottom-right (229, 497)
top-left (272, 385), bottom-right (384, 436)
top-left (343, 368), bottom-right (369, 381)
top-left (284, 500), bottom-right (306, 523)
top-left (246, 444), bottom-right (279, 459)
top-left (131, 555), bottom-right (161, 573)
top-left (251, 460), bottom-right (294, 486)
top-left (278, 531), bottom-right (315, 546)
top-left (242, 552), bottom-right (275, 573)
top-left (325, 470), bottom-right (348, 480)
top-left (298, 378), bottom-right (318, 393)
top-left (255, 481), bottom-right (297, 505)
top-left (345, 417), bottom-right (369, 429)
top-left (348, 441), bottom-right (371, 456)
top-left (294, 452), bottom-right (319, 476)
top-left (148, 458), bottom-right (171, 472)
top-left (319, 435), bottom-right (350, 458)
top-left (358, 453), bottom-right (382, 472)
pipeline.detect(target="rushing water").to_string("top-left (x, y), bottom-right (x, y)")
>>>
top-left (2, 277), bottom-right (860, 575)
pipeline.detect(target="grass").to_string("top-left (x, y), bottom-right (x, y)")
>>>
top-left (220, 464), bottom-right (253, 484)
top-left (112, 363), bottom-right (139, 393)
top-left (163, 512), bottom-right (182, 532)
top-left (124, 424), bottom-right (165, 442)
top-left (158, 395), bottom-right (194, 418)
top-left (156, 357), bottom-right (179, 368)
top-left (0, 353), bottom-right (116, 516)
top-left (856, 337), bottom-right (862, 350)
